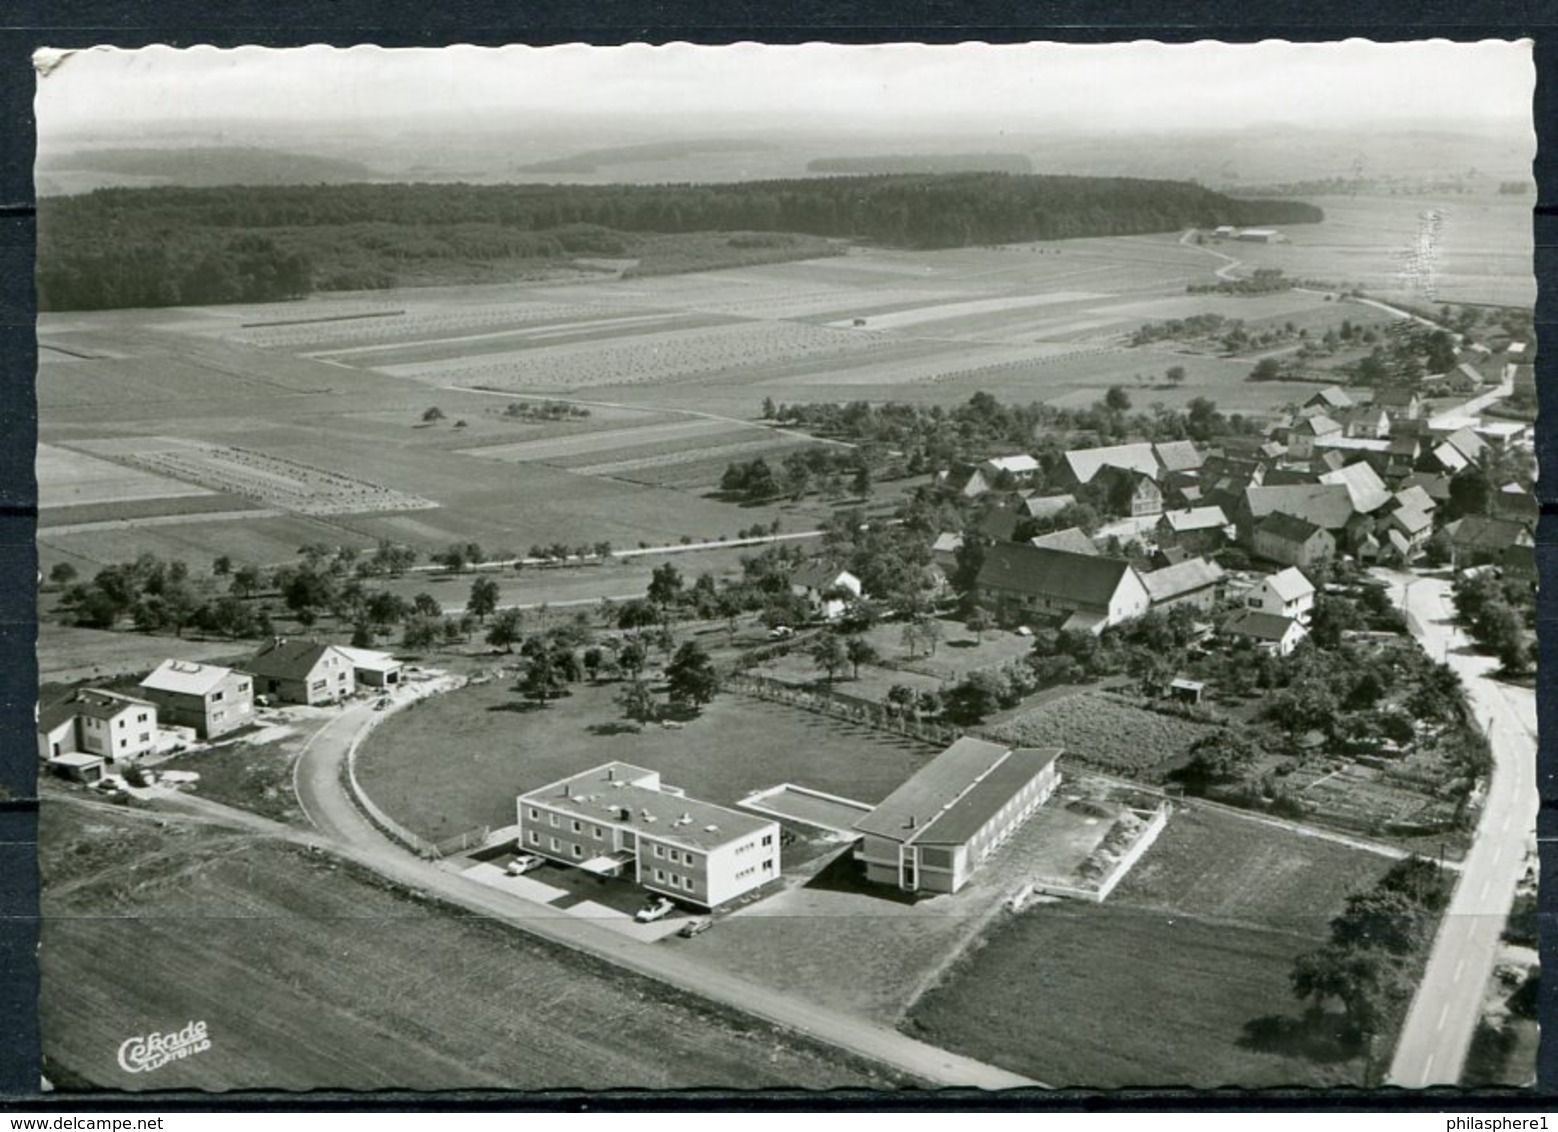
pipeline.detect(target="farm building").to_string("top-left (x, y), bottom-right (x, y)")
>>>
top-left (1335, 405), bottom-right (1391, 439)
top-left (1382, 497), bottom-right (1435, 558)
top-left (1443, 517), bottom-right (1536, 577)
top-left (1254, 513), bottom-right (1335, 569)
top-left (1280, 414), bottom-right (1342, 461)
top-left (938, 464), bottom-right (992, 499)
top-left (1059, 441), bottom-right (1200, 489)
top-left (139, 659), bottom-right (254, 739)
top-left (1492, 484), bottom-right (1539, 524)
top-left (1400, 472), bottom-right (1452, 506)
top-left (1023, 493), bottom-right (1077, 521)
top-left (1318, 461), bottom-right (1391, 514)
top-left (853, 737), bottom-right (1062, 896)
top-left (790, 563), bottom-right (863, 622)
top-left (1235, 484), bottom-right (1354, 549)
top-left (1030, 527), bottom-right (1100, 556)
top-left (336, 646), bottom-right (404, 688)
top-left (1371, 387), bottom-right (1423, 421)
top-left (1093, 465), bottom-right (1163, 518)
top-left (975, 542), bottom-right (1150, 634)
top-left (1304, 386), bottom-right (1355, 412)
top-left (245, 638), bottom-right (357, 705)
top-left (1387, 434), bottom-right (1424, 480)
top-left (37, 688), bottom-right (158, 763)
top-left (1428, 427), bottom-right (1489, 475)
top-left (930, 531), bottom-right (964, 570)
top-left (1234, 227), bottom-right (1283, 242)
top-left (1141, 557), bottom-right (1226, 613)
top-left (1243, 566), bottom-right (1316, 623)
top-left (980, 454), bottom-right (1040, 482)
top-left (517, 762), bottom-right (780, 909)
top-left (1221, 609), bottom-right (1308, 656)
top-left (1156, 505), bottom-right (1231, 555)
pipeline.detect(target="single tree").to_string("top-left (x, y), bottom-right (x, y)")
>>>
top-left (809, 632), bottom-right (849, 687)
top-left (422, 406), bottom-right (446, 423)
top-left (485, 607), bottom-right (524, 653)
top-left (618, 679), bottom-right (658, 726)
top-left (467, 576), bottom-right (501, 623)
top-left (666, 641), bottom-right (720, 709)
top-left (844, 636), bottom-right (879, 679)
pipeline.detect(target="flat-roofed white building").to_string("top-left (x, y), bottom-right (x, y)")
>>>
top-left (517, 762), bottom-right (780, 909)
top-left (853, 738), bottom-right (1062, 895)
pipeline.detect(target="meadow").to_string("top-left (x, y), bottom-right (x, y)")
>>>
top-left (904, 805), bottom-right (1402, 1088)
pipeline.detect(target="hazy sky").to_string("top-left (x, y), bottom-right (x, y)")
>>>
top-left (36, 40), bottom-right (1533, 137)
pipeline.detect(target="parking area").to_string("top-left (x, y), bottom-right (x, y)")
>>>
top-left (459, 857), bottom-right (691, 942)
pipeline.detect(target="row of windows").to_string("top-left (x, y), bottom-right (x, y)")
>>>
top-left (651, 843), bottom-right (699, 868)
top-left (734, 860), bottom-right (777, 881)
top-left (652, 869), bottom-right (695, 892)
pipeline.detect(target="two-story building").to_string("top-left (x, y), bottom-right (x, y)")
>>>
top-left (975, 543), bottom-right (1150, 635)
top-left (1243, 566), bottom-right (1317, 623)
top-left (517, 762), bottom-right (780, 909)
top-left (853, 737), bottom-right (1062, 895)
top-left (37, 688), bottom-right (158, 763)
top-left (138, 660), bottom-right (254, 739)
top-left (790, 564), bottom-right (863, 622)
top-left (1253, 512), bottom-right (1336, 569)
top-left (244, 638), bottom-right (357, 705)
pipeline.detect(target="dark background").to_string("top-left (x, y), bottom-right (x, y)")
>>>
top-left (1, 0), bottom-right (1552, 1111)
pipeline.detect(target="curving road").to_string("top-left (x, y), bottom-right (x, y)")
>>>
top-left (1375, 570), bottom-right (1538, 1087)
top-left (288, 682), bottom-right (1039, 1090)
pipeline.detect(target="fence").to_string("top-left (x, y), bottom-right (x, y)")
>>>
top-left (724, 672), bottom-right (957, 749)
top-left (342, 681), bottom-right (448, 860)
top-left (432, 825), bottom-right (494, 858)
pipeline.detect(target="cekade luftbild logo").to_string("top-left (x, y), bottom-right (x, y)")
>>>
top-left (117, 1020), bottom-right (211, 1073)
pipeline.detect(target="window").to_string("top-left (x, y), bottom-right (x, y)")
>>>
top-left (668, 849), bottom-right (679, 864)
top-left (312, 679), bottom-right (327, 691)
top-left (528, 831), bottom-right (540, 845)
top-left (572, 845), bottom-right (583, 858)
top-left (549, 813), bottom-right (558, 827)
top-left (593, 826), bottom-right (603, 839)
top-left (119, 739), bottom-right (126, 749)
top-left (238, 682), bottom-right (249, 694)
top-left (139, 733), bottom-right (150, 744)
top-left (654, 869), bottom-right (664, 882)
top-left (529, 808), bottom-right (540, 821)
top-left (549, 837), bottom-right (558, 851)
top-left (116, 719), bottom-right (125, 729)
top-left (761, 834), bottom-right (773, 847)
top-left (137, 713), bottom-right (149, 723)
top-left (653, 845), bottom-right (664, 858)
top-left (571, 820), bottom-right (582, 833)
top-left (762, 859), bottom-right (773, 871)
top-left (211, 691), bottom-right (224, 703)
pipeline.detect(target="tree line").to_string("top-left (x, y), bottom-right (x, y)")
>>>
top-left (38, 174), bottom-right (1321, 310)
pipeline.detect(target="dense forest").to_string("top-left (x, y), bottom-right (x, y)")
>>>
top-left (38, 173), bottom-right (1321, 310)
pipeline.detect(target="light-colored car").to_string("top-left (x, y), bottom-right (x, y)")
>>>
top-left (677, 918), bottom-right (712, 938)
top-left (635, 896), bottom-right (675, 923)
top-left (505, 854), bottom-right (544, 876)
top-left (768, 625), bottom-right (795, 640)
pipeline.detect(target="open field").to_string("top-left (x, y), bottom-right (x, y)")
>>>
top-left (37, 442), bottom-right (213, 509)
top-left (905, 804), bottom-right (1400, 1087)
top-left (36, 622), bottom-right (252, 687)
top-left (356, 680), bottom-right (937, 843)
top-left (39, 799), bottom-right (897, 1091)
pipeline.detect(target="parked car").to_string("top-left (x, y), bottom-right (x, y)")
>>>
top-left (768, 625), bottom-right (794, 640)
top-left (635, 896), bottom-right (675, 923)
top-left (505, 854), bottom-right (544, 876)
top-left (677, 918), bottom-right (712, 938)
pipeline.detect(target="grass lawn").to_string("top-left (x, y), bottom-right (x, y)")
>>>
top-left (904, 805), bottom-right (1402, 1088)
top-left (356, 679), bottom-right (937, 843)
top-left (156, 719), bottom-right (320, 825)
top-left (39, 800), bottom-right (897, 1091)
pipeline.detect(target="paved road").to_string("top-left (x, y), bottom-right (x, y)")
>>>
top-left (1375, 570), bottom-right (1538, 1087)
top-left (288, 683), bottom-right (1039, 1090)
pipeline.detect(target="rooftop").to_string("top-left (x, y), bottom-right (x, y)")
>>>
top-left (1318, 461), bottom-right (1390, 513)
top-left (1244, 484), bottom-right (1355, 530)
top-left (1257, 511), bottom-right (1325, 544)
top-left (1030, 527), bottom-right (1099, 556)
top-left (977, 542), bottom-right (1137, 608)
top-left (245, 638), bottom-right (347, 681)
top-left (1063, 442), bottom-right (1158, 485)
top-left (1265, 566), bottom-right (1316, 602)
top-left (1160, 505), bottom-right (1228, 532)
top-left (1142, 557), bottom-right (1225, 603)
top-left (854, 738), bottom-right (1061, 846)
top-left (140, 658), bottom-right (239, 697)
top-left (520, 762), bottom-right (774, 852)
top-left (1224, 609), bottom-right (1302, 642)
top-left (69, 687), bottom-right (156, 723)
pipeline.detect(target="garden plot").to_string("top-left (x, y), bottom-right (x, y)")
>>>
top-left (37, 442), bottom-right (214, 509)
top-left (75, 436), bottom-right (437, 516)
top-left (988, 691), bottom-right (1219, 778)
top-left (376, 320), bottom-right (892, 391)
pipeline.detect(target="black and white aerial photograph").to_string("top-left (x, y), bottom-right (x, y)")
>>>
top-left (31, 39), bottom-right (1539, 1092)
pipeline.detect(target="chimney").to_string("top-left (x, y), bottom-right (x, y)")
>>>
top-left (907, 815), bottom-right (917, 830)
top-left (563, 782), bottom-right (571, 798)
top-left (606, 767), bottom-right (615, 782)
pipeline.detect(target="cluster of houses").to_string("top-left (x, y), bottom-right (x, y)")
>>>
top-left (37, 638), bottom-right (404, 785)
top-left (929, 380), bottom-right (1535, 651)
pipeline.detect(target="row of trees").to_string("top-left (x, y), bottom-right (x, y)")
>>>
top-left (1451, 569), bottom-right (1536, 675)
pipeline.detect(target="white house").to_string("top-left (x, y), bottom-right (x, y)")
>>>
top-left (1243, 566), bottom-right (1316, 624)
top-left (790, 564), bottom-right (864, 622)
